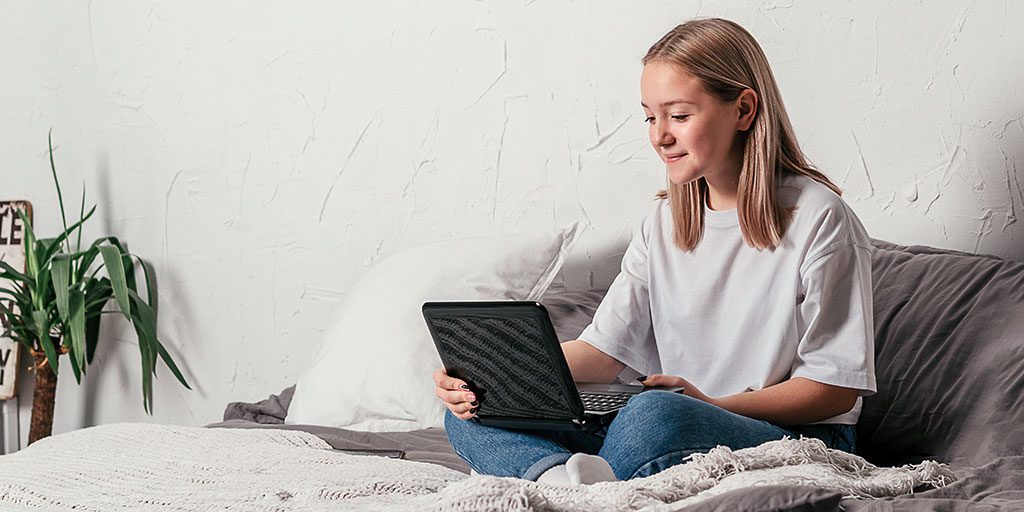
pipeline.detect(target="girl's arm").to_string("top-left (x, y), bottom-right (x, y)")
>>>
top-left (710, 377), bottom-right (859, 426)
top-left (562, 339), bottom-right (626, 383)
top-left (642, 374), bottom-right (859, 425)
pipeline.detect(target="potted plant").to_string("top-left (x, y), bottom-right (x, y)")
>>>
top-left (0, 132), bottom-right (190, 444)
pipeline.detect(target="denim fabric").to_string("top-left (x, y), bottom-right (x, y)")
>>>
top-left (445, 390), bottom-right (857, 480)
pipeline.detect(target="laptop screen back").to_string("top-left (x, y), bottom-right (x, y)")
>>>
top-left (423, 302), bottom-right (584, 420)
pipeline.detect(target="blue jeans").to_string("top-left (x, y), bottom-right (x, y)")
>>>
top-left (445, 390), bottom-right (857, 481)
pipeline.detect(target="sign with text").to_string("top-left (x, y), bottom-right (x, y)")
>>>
top-left (0, 201), bottom-right (31, 400)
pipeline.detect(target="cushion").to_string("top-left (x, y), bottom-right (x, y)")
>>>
top-left (856, 239), bottom-right (1024, 466)
top-left (543, 289), bottom-right (606, 343)
top-left (286, 223), bottom-right (582, 431)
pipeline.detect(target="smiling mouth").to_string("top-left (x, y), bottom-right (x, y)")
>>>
top-left (665, 154), bottom-right (687, 162)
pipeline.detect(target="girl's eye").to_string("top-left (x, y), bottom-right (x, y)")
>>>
top-left (671, 115), bottom-right (690, 121)
top-left (643, 116), bottom-right (654, 124)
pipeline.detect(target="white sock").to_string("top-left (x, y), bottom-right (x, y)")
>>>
top-left (536, 463), bottom-right (571, 485)
top-left (565, 453), bottom-right (618, 485)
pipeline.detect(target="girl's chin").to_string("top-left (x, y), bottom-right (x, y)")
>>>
top-left (667, 169), bottom-right (701, 186)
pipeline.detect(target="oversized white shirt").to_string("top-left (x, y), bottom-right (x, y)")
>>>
top-left (579, 174), bottom-right (877, 425)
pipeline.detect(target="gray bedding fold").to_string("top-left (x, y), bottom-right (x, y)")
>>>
top-left (213, 386), bottom-right (471, 473)
top-left (221, 385), bottom-right (295, 424)
top-left (208, 419), bottom-right (469, 473)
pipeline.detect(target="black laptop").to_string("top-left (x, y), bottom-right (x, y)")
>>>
top-left (422, 301), bottom-right (681, 431)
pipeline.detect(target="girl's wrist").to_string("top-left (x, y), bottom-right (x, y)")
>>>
top-left (703, 394), bottom-right (724, 409)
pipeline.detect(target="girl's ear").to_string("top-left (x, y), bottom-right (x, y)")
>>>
top-left (736, 89), bottom-right (758, 132)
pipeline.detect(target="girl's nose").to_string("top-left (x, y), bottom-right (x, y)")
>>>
top-left (654, 124), bottom-right (674, 146)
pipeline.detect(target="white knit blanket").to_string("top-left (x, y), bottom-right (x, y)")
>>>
top-left (0, 423), bottom-right (954, 511)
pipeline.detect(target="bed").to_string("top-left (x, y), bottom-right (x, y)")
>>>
top-left (1, 238), bottom-right (1022, 511)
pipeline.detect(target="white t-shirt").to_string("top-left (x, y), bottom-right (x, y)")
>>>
top-left (579, 174), bottom-right (877, 425)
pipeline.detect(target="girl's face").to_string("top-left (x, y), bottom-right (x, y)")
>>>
top-left (640, 61), bottom-right (751, 187)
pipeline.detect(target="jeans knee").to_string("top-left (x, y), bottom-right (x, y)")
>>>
top-left (616, 390), bottom-right (703, 423)
top-left (626, 389), bottom-right (685, 405)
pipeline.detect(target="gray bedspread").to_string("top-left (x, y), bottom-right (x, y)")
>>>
top-left (211, 239), bottom-right (1024, 511)
top-left (212, 385), bottom-right (468, 473)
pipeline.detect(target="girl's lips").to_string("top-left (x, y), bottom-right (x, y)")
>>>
top-left (666, 154), bottom-right (686, 162)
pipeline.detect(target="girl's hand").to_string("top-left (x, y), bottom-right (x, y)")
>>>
top-left (433, 367), bottom-right (479, 420)
top-left (639, 373), bottom-right (716, 405)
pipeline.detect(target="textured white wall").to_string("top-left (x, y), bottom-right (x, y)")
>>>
top-left (2, 1), bottom-right (1022, 447)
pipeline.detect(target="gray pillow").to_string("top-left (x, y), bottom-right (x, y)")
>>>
top-left (541, 289), bottom-right (607, 342)
top-left (857, 239), bottom-right (1024, 466)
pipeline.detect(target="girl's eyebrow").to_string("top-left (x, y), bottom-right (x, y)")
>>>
top-left (641, 99), bottom-right (697, 108)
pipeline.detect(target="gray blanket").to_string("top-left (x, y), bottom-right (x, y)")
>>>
top-left (213, 239), bottom-right (1024, 511)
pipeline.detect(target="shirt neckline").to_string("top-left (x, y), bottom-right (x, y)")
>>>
top-left (704, 195), bottom-right (739, 228)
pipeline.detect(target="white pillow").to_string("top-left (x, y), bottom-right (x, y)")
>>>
top-left (286, 223), bottom-right (583, 431)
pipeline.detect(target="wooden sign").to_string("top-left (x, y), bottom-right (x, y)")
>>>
top-left (0, 201), bottom-right (31, 401)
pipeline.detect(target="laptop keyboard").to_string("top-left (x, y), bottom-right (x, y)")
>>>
top-left (579, 391), bottom-right (634, 412)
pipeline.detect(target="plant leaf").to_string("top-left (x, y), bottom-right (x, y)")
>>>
top-left (66, 337), bottom-right (83, 383)
top-left (82, 277), bottom-right (112, 313)
top-left (136, 257), bottom-right (158, 318)
top-left (36, 238), bottom-right (58, 266)
top-left (18, 210), bottom-right (38, 282)
top-left (104, 238), bottom-right (137, 291)
top-left (85, 310), bottom-right (101, 364)
top-left (30, 309), bottom-right (49, 343)
top-left (128, 291), bottom-right (158, 413)
top-left (37, 206), bottom-right (96, 267)
top-left (98, 245), bottom-right (131, 318)
top-left (48, 129), bottom-right (70, 249)
top-left (76, 185), bottom-right (85, 254)
top-left (76, 245), bottom-right (100, 282)
top-left (0, 300), bottom-right (16, 334)
top-left (155, 343), bottom-right (191, 390)
top-left (51, 255), bottom-right (72, 322)
top-left (34, 266), bottom-right (53, 313)
top-left (67, 289), bottom-right (87, 372)
top-left (0, 259), bottom-right (33, 285)
top-left (34, 310), bottom-right (59, 375)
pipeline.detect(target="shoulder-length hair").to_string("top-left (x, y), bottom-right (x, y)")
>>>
top-left (644, 18), bottom-right (841, 251)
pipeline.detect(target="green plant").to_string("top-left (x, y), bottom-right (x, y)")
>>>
top-left (0, 132), bottom-right (190, 443)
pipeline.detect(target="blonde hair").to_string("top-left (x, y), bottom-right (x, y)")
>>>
top-left (644, 18), bottom-right (841, 251)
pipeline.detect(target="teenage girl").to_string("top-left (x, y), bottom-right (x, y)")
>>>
top-left (434, 17), bottom-right (876, 485)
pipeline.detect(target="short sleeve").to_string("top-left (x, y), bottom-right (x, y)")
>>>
top-left (578, 212), bottom-right (660, 375)
top-left (791, 242), bottom-right (877, 396)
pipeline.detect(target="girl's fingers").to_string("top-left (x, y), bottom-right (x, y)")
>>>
top-left (432, 367), bottom-right (447, 386)
top-left (449, 400), bottom-right (479, 420)
top-left (643, 374), bottom-right (681, 387)
top-left (639, 373), bottom-right (663, 385)
top-left (433, 367), bottom-right (478, 420)
top-left (433, 367), bottom-right (469, 391)
top-left (449, 401), bottom-right (474, 413)
top-left (437, 389), bottom-right (477, 406)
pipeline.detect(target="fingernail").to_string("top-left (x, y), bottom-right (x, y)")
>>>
top-left (636, 375), bottom-right (647, 382)
top-left (460, 384), bottom-right (469, 389)
top-left (470, 400), bottom-right (478, 406)
top-left (466, 394), bottom-right (476, 403)
top-left (470, 407), bottom-right (478, 414)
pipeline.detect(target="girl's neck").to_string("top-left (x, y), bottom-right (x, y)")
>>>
top-left (704, 174), bottom-right (739, 211)
top-left (704, 141), bottom-right (745, 211)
